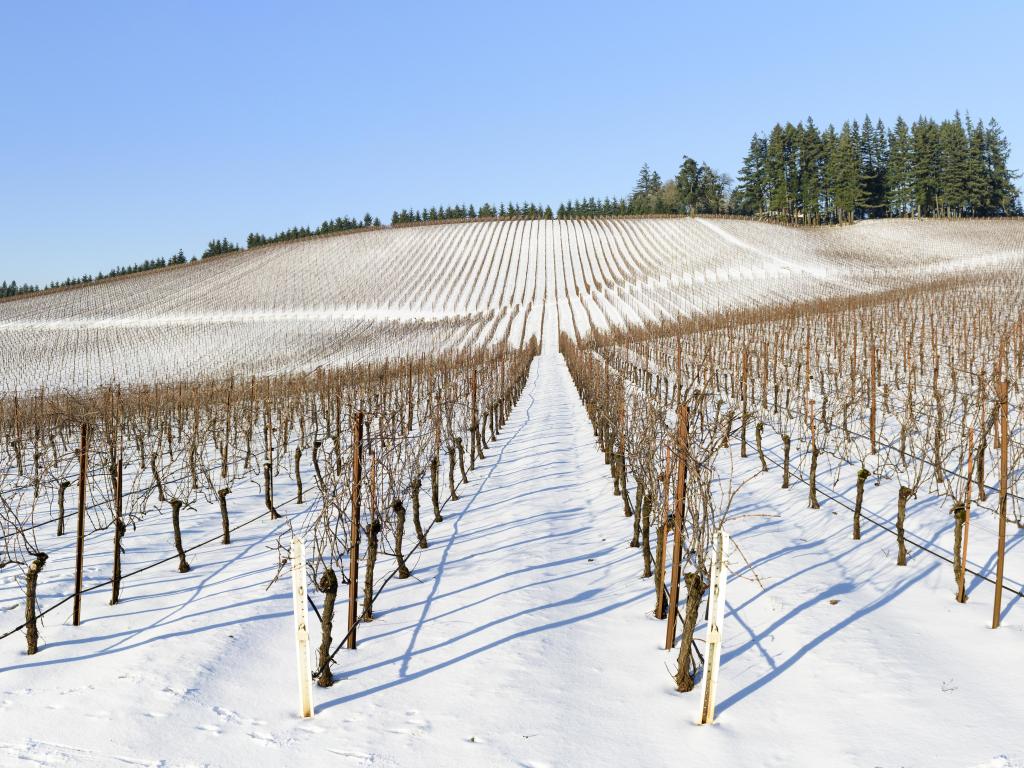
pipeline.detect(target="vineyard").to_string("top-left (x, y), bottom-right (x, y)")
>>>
top-left (1, 216), bottom-right (1023, 766)
top-left (4, 216), bottom-right (1023, 391)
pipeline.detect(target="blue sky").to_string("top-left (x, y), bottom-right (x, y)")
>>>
top-left (1, 1), bottom-right (1021, 286)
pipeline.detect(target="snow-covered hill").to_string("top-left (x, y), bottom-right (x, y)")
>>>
top-left (4, 217), bottom-right (1024, 392)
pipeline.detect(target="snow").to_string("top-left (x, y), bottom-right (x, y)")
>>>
top-left (2, 331), bottom-right (1022, 766)
top-left (3, 217), bottom-right (1024, 765)
top-left (6, 217), bottom-right (1024, 392)
top-left (0, 307), bottom-right (473, 331)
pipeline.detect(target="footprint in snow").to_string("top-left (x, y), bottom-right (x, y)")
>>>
top-left (211, 705), bottom-right (245, 727)
top-left (247, 731), bottom-right (277, 747)
top-left (160, 685), bottom-right (190, 698)
top-left (326, 748), bottom-right (371, 759)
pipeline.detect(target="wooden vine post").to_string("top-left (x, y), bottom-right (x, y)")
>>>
top-left (72, 423), bottom-right (88, 626)
top-left (655, 443), bottom-right (671, 620)
top-left (698, 528), bottom-right (730, 725)
top-left (264, 408), bottom-right (279, 519)
top-left (739, 346), bottom-right (748, 458)
top-left (976, 368), bottom-right (988, 501)
top-left (958, 429), bottom-right (975, 603)
top-left (347, 411), bottom-right (364, 649)
top-left (290, 536), bottom-right (314, 718)
top-left (665, 403), bottom-right (689, 650)
top-left (111, 454), bottom-right (124, 605)
top-left (807, 399), bottom-right (820, 509)
top-left (471, 367), bottom-right (479, 468)
top-left (869, 343), bottom-right (877, 455)
top-left (992, 379), bottom-right (1009, 629)
top-left (674, 338), bottom-right (681, 407)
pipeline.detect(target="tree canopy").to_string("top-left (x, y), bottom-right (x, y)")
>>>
top-left (731, 113), bottom-right (1020, 222)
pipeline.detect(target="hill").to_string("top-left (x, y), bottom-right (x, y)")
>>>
top-left (3, 217), bottom-right (1024, 393)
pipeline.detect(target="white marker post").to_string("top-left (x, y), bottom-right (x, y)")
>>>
top-left (698, 528), bottom-right (730, 725)
top-left (291, 536), bottom-right (314, 718)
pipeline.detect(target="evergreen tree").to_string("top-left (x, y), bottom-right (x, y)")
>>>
top-left (735, 134), bottom-right (768, 215)
top-left (911, 117), bottom-right (941, 216)
top-left (765, 124), bottom-right (789, 216)
top-left (828, 122), bottom-right (863, 222)
top-left (633, 163), bottom-right (653, 198)
top-left (886, 117), bottom-right (914, 216)
top-left (938, 113), bottom-right (970, 215)
top-left (799, 118), bottom-right (824, 222)
top-left (964, 115), bottom-right (988, 215)
top-left (984, 118), bottom-right (1020, 214)
top-left (676, 156), bottom-right (700, 214)
top-left (859, 115), bottom-right (889, 218)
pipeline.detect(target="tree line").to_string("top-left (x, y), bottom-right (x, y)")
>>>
top-left (2, 250), bottom-right (192, 299)
top-left (394, 113), bottom-right (1020, 224)
top-left (201, 238), bottom-right (241, 259)
top-left (246, 214), bottom-right (380, 248)
top-left (621, 159), bottom-right (733, 217)
top-left (391, 202), bottom-right (553, 224)
top-left (732, 113), bottom-right (1020, 222)
top-left (7, 112), bottom-right (1018, 299)
top-left (1, 281), bottom-right (40, 298)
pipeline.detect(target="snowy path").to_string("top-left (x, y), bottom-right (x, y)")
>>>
top-left (0, 351), bottom-right (676, 766)
top-left (2, 346), bottom-right (1023, 766)
top-left (305, 353), bottom-right (1024, 768)
top-left (305, 349), bottom-right (672, 765)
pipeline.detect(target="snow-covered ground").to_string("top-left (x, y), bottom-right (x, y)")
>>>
top-left (4, 217), bottom-right (1024, 391)
top-left (3, 334), bottom-right (1021, 766)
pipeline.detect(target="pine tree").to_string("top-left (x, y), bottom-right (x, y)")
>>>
top-left (828, 122), bottom-right (863, 222)
top-left (858, 115), bottom-right (889, 218)
top-left (633, 163), bottom-right (653, 199)
top-left (911, 117), bottom-right (941, 216)
top-left (886, 117), bottom-right (914, 216)
top-left (735, 134), bottom-right (768, 216)
top-left (676, 156), bottom-right (700, 214)
top-left (799, 118), bottom-right (824, 222)
top-left (765, 124), bottom-right (789, 217)
top-left (984, 118), bottom-right (1020, 214)
top-left (965, 115), bottom-right (988, 215)
top-left (938, 113), bottom-right (970, 215)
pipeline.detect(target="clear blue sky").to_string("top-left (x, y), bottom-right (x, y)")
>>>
top-left (1, 1), bottom-right (1021, 286)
